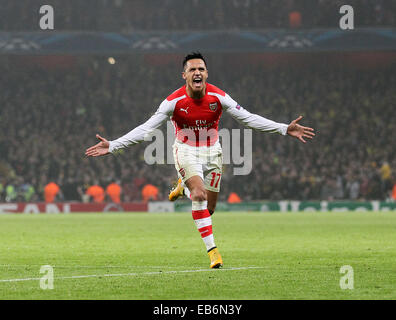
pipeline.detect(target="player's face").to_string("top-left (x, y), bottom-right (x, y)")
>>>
top-left (183, 59), bottom-right (208, 97)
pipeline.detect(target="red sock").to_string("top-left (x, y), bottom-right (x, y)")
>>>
top-left (192, 201), bottom-right (216, 251)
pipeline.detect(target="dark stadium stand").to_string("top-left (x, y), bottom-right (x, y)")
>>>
top-left (1, 53), bottom-right (395, 202)
top-left (0, 0), bottom-right (395, 31)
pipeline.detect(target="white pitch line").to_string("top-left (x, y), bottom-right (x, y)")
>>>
top-left (0, 266), bottom-right (263, 283)
top-left (0, 264), bottom-right (182, 269)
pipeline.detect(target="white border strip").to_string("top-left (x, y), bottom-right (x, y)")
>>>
top-left (0, 266), bottom-right (263, 283)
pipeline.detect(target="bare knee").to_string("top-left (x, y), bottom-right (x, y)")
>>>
top-left (190, 187), bottom-right (207, 202)
top-left (186, 176), bottom-right (207, 202)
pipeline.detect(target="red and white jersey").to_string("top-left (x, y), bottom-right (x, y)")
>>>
top-left (109, 83), bottom-right (288, 152)
top-left (169, 83), bottom-right (224, 146)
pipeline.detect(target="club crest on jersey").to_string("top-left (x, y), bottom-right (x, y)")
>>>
top-left (209, 102), bottom-right (218, 112)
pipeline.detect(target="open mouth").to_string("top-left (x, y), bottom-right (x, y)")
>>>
top-left (193, 78), bottom-right (203, 88)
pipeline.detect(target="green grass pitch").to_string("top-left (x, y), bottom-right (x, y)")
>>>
top-left (0, 211), bottom-right (395, 300)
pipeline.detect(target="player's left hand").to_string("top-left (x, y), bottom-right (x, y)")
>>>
top-left (287, 116), bottom-right (315, 143)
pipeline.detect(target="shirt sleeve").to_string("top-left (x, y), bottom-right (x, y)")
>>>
top-left (220, 93), bottom-right (288, 136)
top-left (109, 99), bottom-right (174, 153)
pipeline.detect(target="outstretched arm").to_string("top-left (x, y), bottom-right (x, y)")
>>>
top-left (85, 99), bottom-right (174, 158)
top-left (225, 103), bottom-right (289, 135)
top-left (220, 93), bottom-right (315, 142)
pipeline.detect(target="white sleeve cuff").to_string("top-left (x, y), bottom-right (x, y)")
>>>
top-left (279, 123), bottom-right (289, 136)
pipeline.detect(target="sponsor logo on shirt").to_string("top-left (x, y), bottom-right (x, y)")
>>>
top-left (180, 107), bottom-right (189, 114)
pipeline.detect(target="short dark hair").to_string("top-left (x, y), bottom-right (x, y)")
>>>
top-left (182, 52), bottom-right (207, 70)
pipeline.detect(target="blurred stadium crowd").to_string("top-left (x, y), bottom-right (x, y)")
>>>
top-left (0, 0), bottom-right (395, 31)
top-left (0, 54), bottom-right (395, 203)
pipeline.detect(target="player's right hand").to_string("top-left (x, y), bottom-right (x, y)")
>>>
top-left (85, 134), bottom-right (110, 157)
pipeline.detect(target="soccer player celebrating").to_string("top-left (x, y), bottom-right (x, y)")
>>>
top-left (85, 52), bottom-right (315, 268)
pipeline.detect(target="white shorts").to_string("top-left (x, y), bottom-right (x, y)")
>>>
top-left (173, 140), bottom-right (223, 192)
